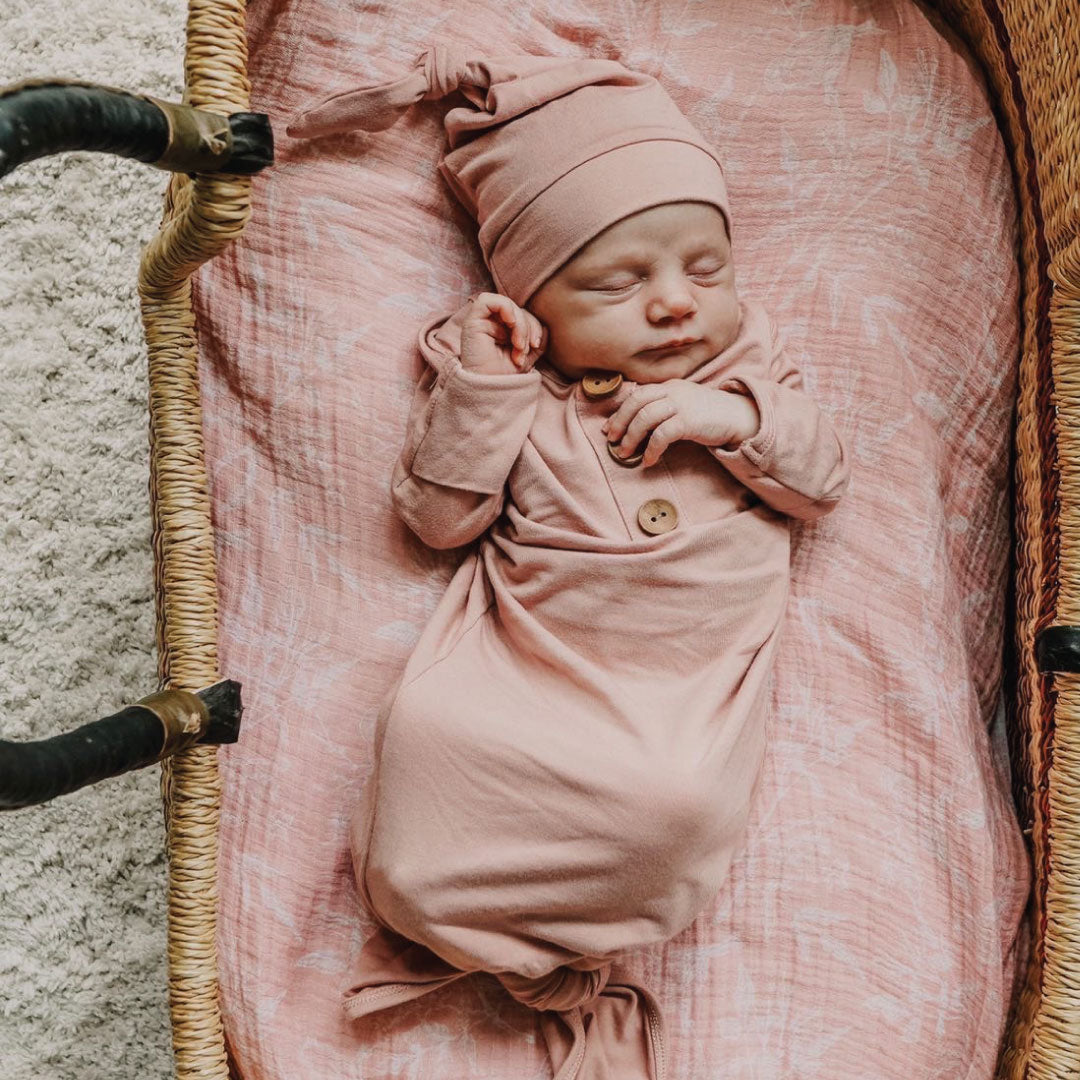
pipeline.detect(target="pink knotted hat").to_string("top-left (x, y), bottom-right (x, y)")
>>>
top-left (286, 42), bottom-right (732, 307)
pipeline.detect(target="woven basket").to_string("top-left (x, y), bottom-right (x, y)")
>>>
top-left (137, 2), bottom-right (1080, 1077)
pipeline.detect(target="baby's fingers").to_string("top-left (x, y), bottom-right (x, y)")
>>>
top-left (504, 306), bottom-right (535, 367)
top-left (525, 316), bottom-right (546, 353)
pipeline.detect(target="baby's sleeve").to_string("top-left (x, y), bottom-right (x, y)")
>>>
top-left (389, 302), bottom-right (541, 550)
top-left (707, 307), bottom-right (850, 521)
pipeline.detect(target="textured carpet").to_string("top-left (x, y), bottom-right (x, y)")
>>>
top-left (0, 2), bottom-right (187, 1077)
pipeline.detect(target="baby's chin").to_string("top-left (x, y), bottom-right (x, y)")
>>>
top-left (616, 347), bottom-right (713, 383)
top-left (625, 350), bottom-right (706, 382)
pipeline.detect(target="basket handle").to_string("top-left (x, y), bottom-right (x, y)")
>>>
top-left (0, 79), bottom-right (263, 810)
top-left (0, 680), bottom-right (243, 811)
top-left (0, 78), bottom-right (273, 178)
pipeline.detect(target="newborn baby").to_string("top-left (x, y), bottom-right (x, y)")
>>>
top-left (348, 195), bottom-right (849, 1078)
top-left (288, 44), bottom-right (850, 1080)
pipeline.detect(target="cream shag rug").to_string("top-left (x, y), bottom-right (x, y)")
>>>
top-left (1, 2), bottom-right (187, 1077)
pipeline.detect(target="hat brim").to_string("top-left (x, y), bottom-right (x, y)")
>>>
top-left (489, 139), bottom-right (731, 307)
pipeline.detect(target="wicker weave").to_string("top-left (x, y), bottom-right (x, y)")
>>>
top-left (137, 3), bottom-right (251, 1077)
top-left (135, 2), bottom-right (1080, 1077)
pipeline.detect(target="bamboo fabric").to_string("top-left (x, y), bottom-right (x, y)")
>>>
top-left (340, 297), bottom-right (849, 1079)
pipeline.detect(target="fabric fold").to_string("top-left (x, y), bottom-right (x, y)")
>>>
top-left (408, 354), bottom-right (541, 495)
top-left (342, 923), bottom-right (666, 1080)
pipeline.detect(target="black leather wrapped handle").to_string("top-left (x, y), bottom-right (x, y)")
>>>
top-left (0, 79), bottom-right (262, 810)
top-left (0, 78), bottom-right (273, 178)
top-left (1035, 626), bottom-right (1080, 674)
top-left (0, 680), bottom-right (244, 811)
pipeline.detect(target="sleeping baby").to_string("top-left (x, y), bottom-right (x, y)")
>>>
top-left (287, 43), bottom-right (850, 1080)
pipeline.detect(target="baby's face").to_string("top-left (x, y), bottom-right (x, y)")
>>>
top-left (525, 201), bottom-right (738, 384)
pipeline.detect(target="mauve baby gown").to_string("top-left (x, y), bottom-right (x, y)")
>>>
top-left (341, 295), bottom-right (850, 1080)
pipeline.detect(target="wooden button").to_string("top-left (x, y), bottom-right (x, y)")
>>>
top-left (637, 498), bottom-right (678, 535)
top-left (581, 370), bottom-right (623, 399)
top-left (607, 439), bottom-right (644, 467)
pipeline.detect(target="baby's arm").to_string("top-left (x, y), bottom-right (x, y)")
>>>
top-left (707, 308), bottom-right (850, 521)
top-left (390, 304), bottom-right (541, 550)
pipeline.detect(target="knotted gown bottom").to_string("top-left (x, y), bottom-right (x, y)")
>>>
top-left (341, 505), bottom-right (789, 1080)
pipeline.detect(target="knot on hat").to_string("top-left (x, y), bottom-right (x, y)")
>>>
top-left (496, 962), bottom-right (612, 1013)
top-left (285, 43), bottom-right (473, 138)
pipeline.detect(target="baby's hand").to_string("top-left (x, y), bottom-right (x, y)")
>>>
top-left (459, 292), bottom-right (548, 376)
top-left (601, 381), bottom-right (762, 467)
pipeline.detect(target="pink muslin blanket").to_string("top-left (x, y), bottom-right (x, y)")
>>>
top-left (342, 296), bottom-right (849, 1078)
top-left (191, 2), bottom-right (1033, 1077)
